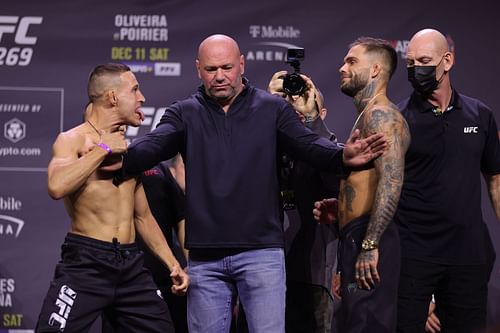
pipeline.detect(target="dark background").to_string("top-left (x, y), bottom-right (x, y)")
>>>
top-left (1, 0), bottom-right (499, 331)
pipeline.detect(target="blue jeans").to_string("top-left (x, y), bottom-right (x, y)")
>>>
top-left (187, 248), bottom-right (286, 333)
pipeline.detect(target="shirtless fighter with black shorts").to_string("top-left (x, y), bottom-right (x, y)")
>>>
top-left (35, 63), bottom-right (189, 333)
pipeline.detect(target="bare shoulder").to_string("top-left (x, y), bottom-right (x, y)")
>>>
top-left (362, 102), bottom-right (403, 125)
top-left (361, 102), bottom-right (410, 149)
top-left (51, 123), bottom-right (88, 158)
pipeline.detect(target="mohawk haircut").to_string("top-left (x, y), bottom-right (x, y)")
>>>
top-left (87, 63), bottom-right (131, 102)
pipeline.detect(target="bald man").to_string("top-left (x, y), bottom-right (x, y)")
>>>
top-left (395, 28), bottom-right (500, 332)
top-left (36, 63), bottom-right (188, 333)
top-left (120, 34), bottom-right (387, 332)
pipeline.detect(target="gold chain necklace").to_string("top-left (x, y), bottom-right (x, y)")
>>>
top-left (366, 92), bottom-right (384, 106)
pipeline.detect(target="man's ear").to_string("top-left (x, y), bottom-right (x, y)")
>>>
top-left (443, 51), bottom-right (454, 72)
top-left (320, 108), bottom-right (327, 120)
top-left (371, 63), bottom-right (381, 78)
top-left (240, 54), bottom-right (245, 75)
top-left (104, 90), bottom-right (118, 106)
top-left (196, 59), bottom-right (202, 79)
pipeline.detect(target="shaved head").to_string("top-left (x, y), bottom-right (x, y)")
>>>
top-left (196, 34), bottom-right (245, 107)
top-left (198, 34), bottom-right (241, 60)
top-left (408, 28), bottom-right (450, 57)
top-left (87, 63), bottom-right (131, 103)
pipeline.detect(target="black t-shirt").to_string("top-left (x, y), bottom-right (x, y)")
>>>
top-left (137, 161), bottom-right (186, 286)
top-left (395, 89), bottom-right (500, 265)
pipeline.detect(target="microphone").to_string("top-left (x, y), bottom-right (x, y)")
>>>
top-left (432, 107), bottom-right (443, 116)
top-left (432, 105), bottom-right (453, 117)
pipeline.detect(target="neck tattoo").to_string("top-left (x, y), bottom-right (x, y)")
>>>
top-left (352, 92), bottom-right (385, 131)
top-left (87, 120), bottom-right (101, 137)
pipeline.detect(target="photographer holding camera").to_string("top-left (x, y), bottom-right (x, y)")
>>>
top-left (268, 68), bottom-right (340, 333)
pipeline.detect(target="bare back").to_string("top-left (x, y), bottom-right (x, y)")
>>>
top-left (48, 123), bottom-right (137, 243)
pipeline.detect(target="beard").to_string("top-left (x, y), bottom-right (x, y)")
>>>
top-left (340, 69), bottom-right (369, 98)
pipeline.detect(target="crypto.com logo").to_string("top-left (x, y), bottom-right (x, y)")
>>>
top-left (0, 16), bottom-right (43, 44)
top-left (0, 214), bottom-right (24, 238)
top-left (4, 118), bottom-right (26, 143)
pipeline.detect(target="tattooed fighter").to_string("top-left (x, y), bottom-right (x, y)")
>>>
top-left (315, 37), bottom-right (410, 332)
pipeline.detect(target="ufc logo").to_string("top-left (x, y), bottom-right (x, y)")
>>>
top-left (0, 16), bottom-right (43, 44)
top-left (48, 285), bottom-right (77, 331)
top-left (126, 107), bottom-right (166, 139)
top-left (463, 126), bottom-right (478, 134)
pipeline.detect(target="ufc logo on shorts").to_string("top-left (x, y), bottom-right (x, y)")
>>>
top-left (0, 16), bottom-right (43, 44)
top-left (463, 126), bottom-right (478, 134)
top-left (48, 285), bottom-right (77, 331)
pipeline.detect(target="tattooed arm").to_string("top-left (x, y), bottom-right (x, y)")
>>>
top-left (355, 104), bottom-right (410, 290)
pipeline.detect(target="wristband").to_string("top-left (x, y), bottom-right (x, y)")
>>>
top-left (96, 143), bottom-right (112, 155)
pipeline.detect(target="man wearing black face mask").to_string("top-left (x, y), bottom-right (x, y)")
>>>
top-left (407, 54), bottom-right (445, 97)
top-left (395, 28), bottom-right (500, 333)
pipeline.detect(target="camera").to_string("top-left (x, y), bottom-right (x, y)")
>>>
top-left (282, 48), bottom-right (306, 96)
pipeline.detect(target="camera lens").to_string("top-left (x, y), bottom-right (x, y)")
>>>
top-left (283, 73), bottom-right (306, 96)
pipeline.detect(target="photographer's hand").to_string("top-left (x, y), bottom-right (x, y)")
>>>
top-left (267, 71), bottom-right (288, 97)
top-left (268, 71), bottom-right (319, 122)
top-left (289, 75), bottom-right (318, 121)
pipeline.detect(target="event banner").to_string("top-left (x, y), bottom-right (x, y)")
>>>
top-left (1, 0), bottom-right (499, 331)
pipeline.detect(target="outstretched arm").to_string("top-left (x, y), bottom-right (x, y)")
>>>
top-left (485, 173), bottom-right (500, 221)
top-left (123, 107), bottom-right (184, 176)
top-left (343, 129), bottom-right (387, 167)
top-left (355, 106), bottom-right (410, 289)
top-left (134, 182), bottom-right (189, 295)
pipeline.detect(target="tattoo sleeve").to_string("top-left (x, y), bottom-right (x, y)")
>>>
top-left (361, 106), bottom-right (410, 244)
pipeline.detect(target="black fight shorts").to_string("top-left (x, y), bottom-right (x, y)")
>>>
top-left (336, 216), bottom-right (400, 333)
top-left (35, 233), bottom-right (173, 333)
